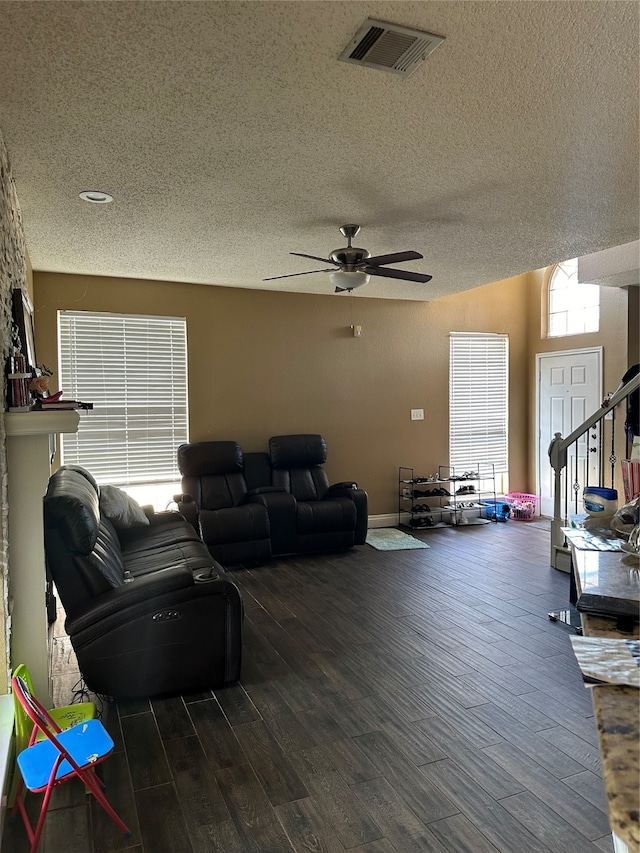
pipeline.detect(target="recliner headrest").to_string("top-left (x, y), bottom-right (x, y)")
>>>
top-left (59, 464), bottom-right (100, 492)
top-left (269, 434), bottom-right (327, 469)
top-left (178, 441), bottom-right (244, 477)
top-left (44, 466), bottom-right (101, 555)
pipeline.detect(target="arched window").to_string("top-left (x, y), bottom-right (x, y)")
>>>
top-left (548, 258), bottom-right (599, 337)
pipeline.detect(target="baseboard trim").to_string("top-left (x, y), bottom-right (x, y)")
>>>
top-left (368, 514), bottom-right (401, 529)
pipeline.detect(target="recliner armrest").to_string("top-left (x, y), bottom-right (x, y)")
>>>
top-left (66, 563), bottom-right (196, 632)
top-left (325, 486), bottom-right (368, 545)
top-left (249, 491), bottom-right (297, 555)
top-left (175, 493), bottom-right (199, 531)
top-left (326, 481), bottom-right (358, 495)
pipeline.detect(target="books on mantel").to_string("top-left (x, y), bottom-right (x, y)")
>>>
top-left (34, 399), bottom-right (93, 411)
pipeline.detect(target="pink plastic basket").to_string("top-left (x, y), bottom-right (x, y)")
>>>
top-left (505, 492), bottom-right (538, 521)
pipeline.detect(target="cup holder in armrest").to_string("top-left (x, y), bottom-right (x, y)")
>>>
top-left (194, 569), bottom-right (220, 583)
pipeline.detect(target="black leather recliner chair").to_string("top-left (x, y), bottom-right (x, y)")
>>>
top-left (177, 441), bottom-right (271, 565)
top-left (252, 434), bottom-right (368, 556)
top-left (43, 466), bottom-right (243, 699)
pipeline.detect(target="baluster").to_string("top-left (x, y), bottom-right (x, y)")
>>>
top-left (587, 425), bottom-right (597, 488)
top-left (563, 452), bottom-right (569, 526)
top-left (599, 414), bottom-right (605, 485)
top-left (609, 405), bottom-right (617, 489)
top-left (573, 438), bottom-right (581, 518)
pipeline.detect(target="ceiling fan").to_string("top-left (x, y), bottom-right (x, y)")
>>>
top-left (263, 224), bottom-right (433, 292)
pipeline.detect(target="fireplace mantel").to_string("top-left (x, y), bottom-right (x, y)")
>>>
top-left (4, 410), bottom-right (80, 703)
top-left (4, 409), bottom-right (80, 437)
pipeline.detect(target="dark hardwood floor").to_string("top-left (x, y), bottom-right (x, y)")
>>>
top-left (3, 522), bottom-right (615, 853)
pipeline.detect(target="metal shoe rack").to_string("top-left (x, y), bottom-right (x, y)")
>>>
top-left (398, 464), bottom-right (497, 529)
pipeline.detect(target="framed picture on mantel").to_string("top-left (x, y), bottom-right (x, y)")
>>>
top-left (11, 288), bottom-right (38, 375)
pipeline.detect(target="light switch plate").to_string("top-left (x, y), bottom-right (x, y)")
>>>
top-left (411, 409), bottom-right (424, 420)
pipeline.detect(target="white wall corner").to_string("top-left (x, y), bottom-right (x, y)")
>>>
top-left (578, 240), bottom-right (640, 288)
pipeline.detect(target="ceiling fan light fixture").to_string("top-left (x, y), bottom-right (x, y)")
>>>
top-left (330, 270), bottom-right (371, 291)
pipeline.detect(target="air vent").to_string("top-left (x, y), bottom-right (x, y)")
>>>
top-left (339, 19), bottom-right (444, 78)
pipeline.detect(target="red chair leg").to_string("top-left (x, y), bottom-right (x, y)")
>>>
top-left (14, 795), bottom-right (35, 845)
top-left (14, 781), bottom-right (55, 853)
top-left (30, 782), bottom-right (56, 853)
top-left (79, 767), bottom-right (131, 836)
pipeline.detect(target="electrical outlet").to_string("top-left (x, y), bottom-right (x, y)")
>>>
top-left (411, 409), bottom-right (424, 421)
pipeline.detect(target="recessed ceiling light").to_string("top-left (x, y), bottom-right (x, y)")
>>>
top-left (79, 190), bottom-right (113, 204)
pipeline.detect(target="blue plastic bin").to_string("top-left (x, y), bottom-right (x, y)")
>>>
top-left (480, 499), bottom-right (512, 521)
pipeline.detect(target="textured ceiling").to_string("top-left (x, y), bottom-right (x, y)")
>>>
top-left (0, 1), bottom-right (638, 301)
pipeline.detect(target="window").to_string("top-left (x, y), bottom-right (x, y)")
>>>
top-left (449, 333), bottom-right (509, 482)
top-left (548, 258), bottom-right (599, 337)
top-left (59, 311), bottom-right (188, 508)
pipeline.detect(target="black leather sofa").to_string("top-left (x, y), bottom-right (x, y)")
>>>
top-left (177, 434), bottom-right (368, 564)
top-left (43, 466), bottom-right (243, 699)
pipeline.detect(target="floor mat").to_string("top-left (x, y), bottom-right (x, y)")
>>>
top-left (366, 528), bottom-right (430, 550)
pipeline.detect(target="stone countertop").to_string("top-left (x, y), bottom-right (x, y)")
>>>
top-left (564, 529), bottom-right (640, 622)
top-left (581, 613), bottom-right (640, 852)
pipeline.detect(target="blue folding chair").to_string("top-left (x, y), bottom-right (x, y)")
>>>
top-left (10, 675), bottom-right (131, 853)
top-left (8, 663), bottom-right (96, 808)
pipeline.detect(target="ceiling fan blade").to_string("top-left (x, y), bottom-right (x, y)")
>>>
top-left (263, 268), bottom-right (334, 281)
top-left (290, 252), bottom-right (338, 265)
top-left (364, 266), bottom-right (433, 284)
top-left (365, 250), bottom-right (423, 266)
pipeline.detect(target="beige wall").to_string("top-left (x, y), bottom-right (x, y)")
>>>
top-left (34, 271), bottom-right (533, 515)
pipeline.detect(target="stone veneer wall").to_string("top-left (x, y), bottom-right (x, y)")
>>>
top-left (0, 131), bottom-right (28, 694)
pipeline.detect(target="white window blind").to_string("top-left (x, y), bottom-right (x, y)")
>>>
top-left (59, 311), bottom-right (188, 486)
top-left (449, 332), bottom-right (509, 473)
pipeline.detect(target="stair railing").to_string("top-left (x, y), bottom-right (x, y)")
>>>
top-left (547, 371), bottom-right (640, 570)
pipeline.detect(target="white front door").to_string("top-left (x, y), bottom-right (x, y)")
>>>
top-left (536, 348), bottom-right (603, 518)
